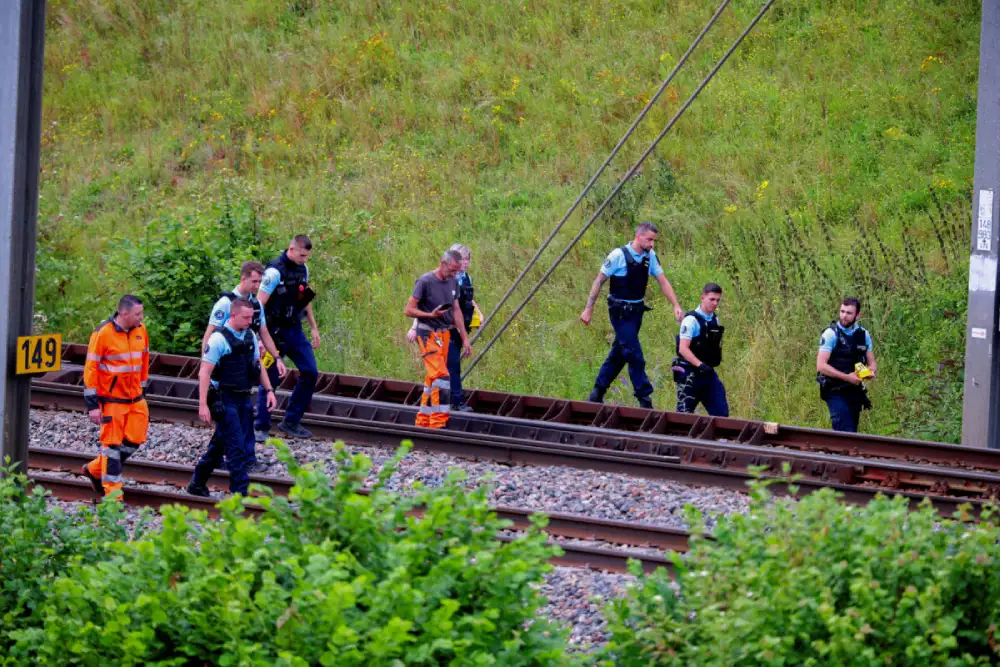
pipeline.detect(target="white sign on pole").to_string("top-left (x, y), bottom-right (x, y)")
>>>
top-left (978, 189), bottom-right (994, 252)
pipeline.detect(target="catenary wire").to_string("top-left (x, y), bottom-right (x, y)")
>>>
top-left (463, 0), bottom-right (778, 380)
top-left (472, 0), bottom-right (733, 343)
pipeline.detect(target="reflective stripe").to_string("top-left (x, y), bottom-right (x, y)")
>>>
top-left (141, 380), bottom-right (148, 389)
top-left (86, 353), bottom-right (102, 361)
top-left (429, 404), bottom-right (451, 413)
top-left (422, 386), bottom-right (430, 394)
top-left (84, 388), bottom-right (97, 396)
top-left (101, 473), bottom-right (124, 483)
top-left (101, 448), bottom-right (121, 460)
top-left (431, 379), bottom-right (450, 389)
top-left (418, 405), bottom-right (432, 414)
top-left (103, 351), bottom-right (143, 361)
top-left (97, 363), bottom-right (143, 373)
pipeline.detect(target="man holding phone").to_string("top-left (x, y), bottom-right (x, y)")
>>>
top-left (404, 249), bottom-right (472, 428)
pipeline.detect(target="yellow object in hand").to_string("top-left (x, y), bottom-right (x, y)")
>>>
top-left (470, 309), bottom-right (482, 329)
top-left (262, 351), bottom-right (275, 369)
top-left (854, 362), bottom-right (873, 380)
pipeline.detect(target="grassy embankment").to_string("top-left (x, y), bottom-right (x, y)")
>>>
top-left (38, 0), bottom-right (977, 442)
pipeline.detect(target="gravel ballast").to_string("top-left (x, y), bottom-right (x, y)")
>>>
top-left (31, 409), bottom-right (751, 530)
top-left (31, 407), bottom-right (746, 650)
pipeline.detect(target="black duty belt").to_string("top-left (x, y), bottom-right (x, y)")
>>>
top-left (218, 387), bottom-right (255, 396)
top-left (607, 296), bottom-right (651, 312)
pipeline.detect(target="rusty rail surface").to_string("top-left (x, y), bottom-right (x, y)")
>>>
top-left (29, 351), bottom-right (1000, 512)
top-left (28, 447), bottom-right (691, 552)
top-left (28, 471), bottom-right (673, 574)
top-left (46, 345), bottom-right (999, 471)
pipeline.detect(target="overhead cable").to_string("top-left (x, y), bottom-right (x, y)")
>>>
top-left (472, 0), bottom-right (733, 343)
top-left (463, 0), bottom-right (778, 380)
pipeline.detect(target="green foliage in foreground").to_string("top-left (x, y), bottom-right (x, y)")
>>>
top-left (37, 0), bottom-right (979, 441)
top-left (3, 445), bottom-right (572, 666)
top-left (602, 483), bottom-right (1000, 666)
top-left (0, 462), bottom-right (142, 656)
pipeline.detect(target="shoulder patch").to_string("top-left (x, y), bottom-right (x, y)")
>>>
top-left (214, 309), bottom-right (225, 320)
top-left (603, 258), bottom-right (612, 268)
top-left (680, 324), bottom-right (689, 335)
top-left (203, 344), bottom-right (210, 354)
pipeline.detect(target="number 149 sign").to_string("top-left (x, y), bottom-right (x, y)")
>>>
top-left (16, 334), bottom-right (61, 374)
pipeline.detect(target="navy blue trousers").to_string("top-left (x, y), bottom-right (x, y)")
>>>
top-left (675, 368), bottom-right (730, 416)
top-left (594, 307), bottom-right (653, 399)
top-left (447, 329), bottom-right (466, 407)
top-left (825, 391), bottom-right (865, 432)
top-left (192, 391), bottom-right (253, 495)
top-left (255, 324), bottom-right (317, 429)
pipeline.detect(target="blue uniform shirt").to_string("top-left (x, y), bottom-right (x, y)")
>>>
top-left (208, 286), bottom-right (266, 330)
top-left (679, 306), bottom-right (720, 340)
top-left (819, 322), bottom-right (874, 354)
top-left (600, 245), bottom-right (663, 303)
top-left (260, 264), bottom-right (310, 296)
top-left (203, 325), bottom-right (261, 389)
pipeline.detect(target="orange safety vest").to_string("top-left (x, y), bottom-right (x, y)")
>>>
top-left (83, 317), bottom-right (150, 409)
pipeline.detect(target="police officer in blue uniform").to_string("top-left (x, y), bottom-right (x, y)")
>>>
top-left (674, 283), bottom-right (729, 416)
top-left (188, 298), bottom-right (277, 497)
top-left (255, 235), bottom-right (320, 440)
top-left (816, 297), bottom-right (877, 432)
top-left (580, 222), bottom-right (684, 408)
top-left (202, 260), bottom-right (287, 380)
top-left (202, 260), bottom-right (287, 466)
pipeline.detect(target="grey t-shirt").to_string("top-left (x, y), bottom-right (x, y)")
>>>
top-left (412, 271), bottom-right (457, 331)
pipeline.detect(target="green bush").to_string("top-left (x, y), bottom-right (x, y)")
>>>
top-left (111, 198), bottom-right (274, 354)
top-left (601, 484), bottom-right (1000, 666)
top-left (0, 463), bottom-right (144, 655)
top-left (7, 444), bottom-right (573, 666)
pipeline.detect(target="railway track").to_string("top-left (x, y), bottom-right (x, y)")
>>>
top-left (28, 451), bottom-right (682, 574)
top-left (29, 346), bottom-right (997, 516)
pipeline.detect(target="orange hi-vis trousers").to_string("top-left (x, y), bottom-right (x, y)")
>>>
top-left (416, 329), bottom-right (451, 428)
top-left (86, 399), bottom-right (149, 497)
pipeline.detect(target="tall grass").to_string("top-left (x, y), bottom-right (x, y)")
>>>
top-left (37, 0), bottom-right (978, 441)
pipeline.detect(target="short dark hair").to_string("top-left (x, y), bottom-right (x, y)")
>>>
top-left (841, 297), bottom-right (862, 314)
top-left (291, 234), bottom-right (312, 250)
top-left (230, 298), bottom-right (253, 314)
top-left (702, 282), bottom-right (723, 295)
top-left (241, 260), bottom-right (265, 278)
top-left (117, 294), bottom-right (143, 313)
top-left (636, 221), bottom-right (659, 235)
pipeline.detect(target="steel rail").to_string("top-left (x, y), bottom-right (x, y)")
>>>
top-left (27, 447), bottom-right (692, 552)
top-left (30, 364), bottom-right (1000, 501)
top-left (49, 344), bottom-right (998, 475)
top-left (28, 473), bottom-right (673, 574)
top-left (29, 375), bottom-right (988, 518)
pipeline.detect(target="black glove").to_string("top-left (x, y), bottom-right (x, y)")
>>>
top-left (695, 364), bottom-right (715, 377)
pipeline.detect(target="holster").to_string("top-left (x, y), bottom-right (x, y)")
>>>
top-left (671, 357), bottom-right (689, 384)
top-left (206, 387), bottom-right (225, 420)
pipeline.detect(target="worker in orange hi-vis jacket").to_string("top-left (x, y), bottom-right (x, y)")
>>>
top-left (404, 249), bottom-right (471, 428)
top-left (81, 294), bottom-right (150, 499)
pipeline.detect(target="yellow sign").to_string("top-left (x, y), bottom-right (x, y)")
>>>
top-left (16, 334), bottom-right (62, 374)
top-left (262, 350), bottom-right (275, 369)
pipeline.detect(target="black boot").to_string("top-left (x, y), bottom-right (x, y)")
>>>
top-left (588, 386), bottom-right (606, 404)
top-left (637, 396), bottom-right (654, 410)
